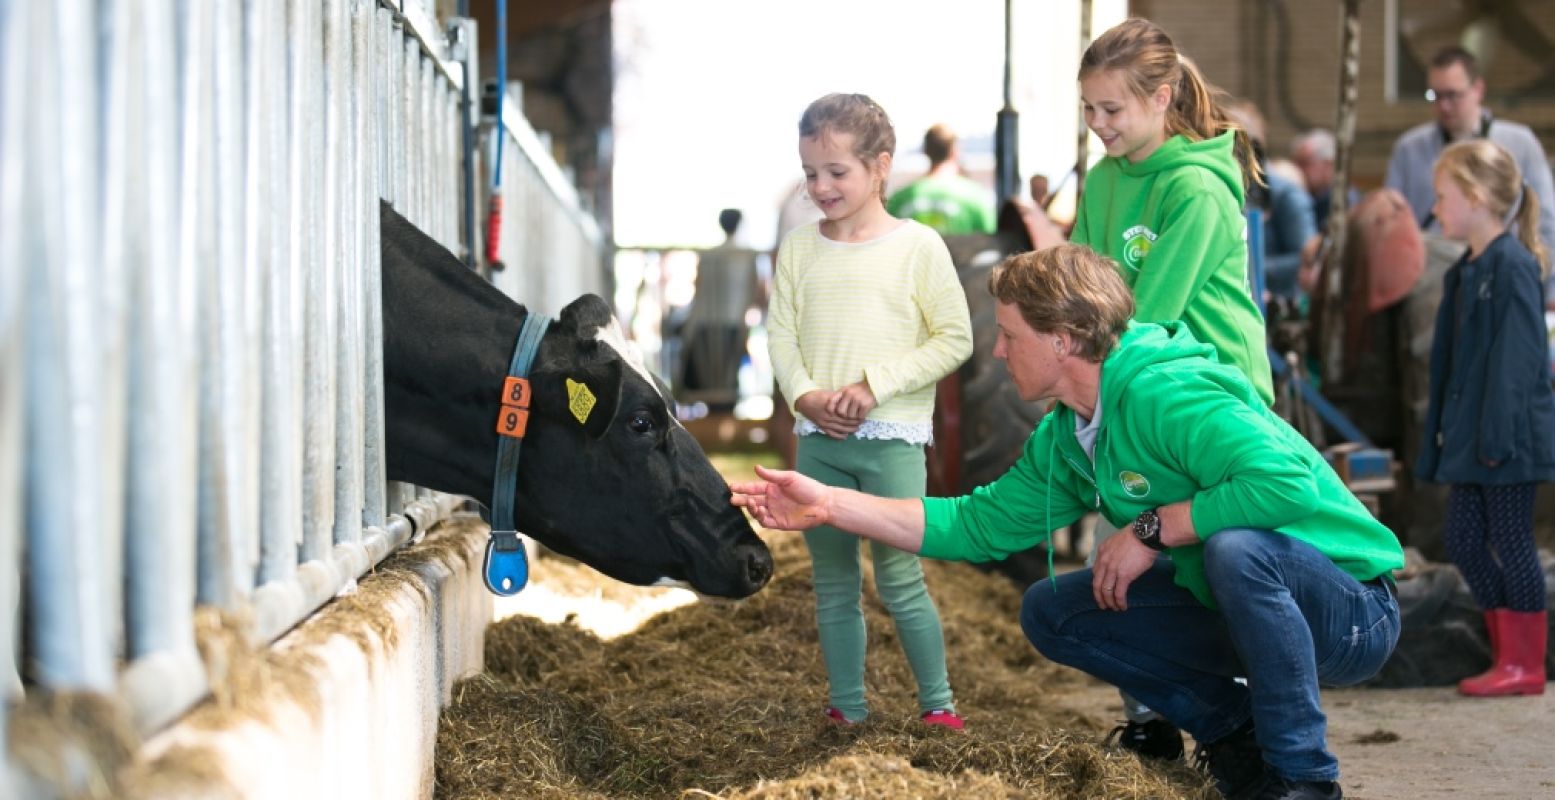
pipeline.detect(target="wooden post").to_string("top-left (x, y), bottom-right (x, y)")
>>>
top-left (1319, 0), bottom-right (1362, 382)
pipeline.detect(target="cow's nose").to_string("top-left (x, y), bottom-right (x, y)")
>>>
top-left (740, 542), bottom-right (773, 594)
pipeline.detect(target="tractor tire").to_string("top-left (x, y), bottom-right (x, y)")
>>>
top-left (955, 253), bottom-right (1048, 494)
top-left (937, 240), bottom-right (1057, 585)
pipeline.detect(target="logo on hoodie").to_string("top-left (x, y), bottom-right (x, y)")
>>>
top-left (1119, 470), bottom-right (1152, 498)
top-left (1120, 225), bottom-right (1158, 272)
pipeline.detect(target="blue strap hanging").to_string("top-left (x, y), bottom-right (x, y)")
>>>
top-left (483, 311), bottom-right (552, 596)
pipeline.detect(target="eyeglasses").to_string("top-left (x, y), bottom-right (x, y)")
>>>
top-left (1425, 88), bottom-right (1470, 104)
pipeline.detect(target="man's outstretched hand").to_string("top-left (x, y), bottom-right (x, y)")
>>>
top-left (729, 464), bottom-right (832, 531)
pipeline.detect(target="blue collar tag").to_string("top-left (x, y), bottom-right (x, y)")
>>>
top-left (483, 531), bottom-right (530, 597)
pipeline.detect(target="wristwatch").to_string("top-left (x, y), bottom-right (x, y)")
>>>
top-left (1133, 508), bottom-right (1167, 551)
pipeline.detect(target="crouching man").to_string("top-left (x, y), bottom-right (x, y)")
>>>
top-left (731, 244), bottom-right (1403, 800)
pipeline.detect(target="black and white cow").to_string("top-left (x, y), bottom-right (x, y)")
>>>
top-left (379, 202), bottom-right (772, 598)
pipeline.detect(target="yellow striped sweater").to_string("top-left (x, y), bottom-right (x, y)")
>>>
top-left (768, 220), bottom-right (972, 437)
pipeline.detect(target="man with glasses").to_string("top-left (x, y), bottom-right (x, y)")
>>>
top-left (1385, 46), bottom-right (1555, 294)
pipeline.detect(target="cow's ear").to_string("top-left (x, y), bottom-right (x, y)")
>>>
top-left (553, 357), bottom-right (622, 440)
top-left (556, 293), bottom-right (614, 339)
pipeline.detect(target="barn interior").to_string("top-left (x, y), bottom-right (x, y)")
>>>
top-left (6, 1), bottom-right (1555, 798)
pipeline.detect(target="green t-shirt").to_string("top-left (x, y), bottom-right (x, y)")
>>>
top-left (887, 174), bottom-right (996, 235)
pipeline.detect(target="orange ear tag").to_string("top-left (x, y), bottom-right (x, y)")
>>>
top-left (496, 376), bottom-right (532, 438)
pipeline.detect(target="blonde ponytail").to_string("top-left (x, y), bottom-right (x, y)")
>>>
top-left (1171, 55), bottom-right (1263, 191)
top-left (1514, 182), bottom-right (1549, 278)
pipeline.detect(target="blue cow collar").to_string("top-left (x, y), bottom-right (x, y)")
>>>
top-left (483, 310), bottom-right (553, 597)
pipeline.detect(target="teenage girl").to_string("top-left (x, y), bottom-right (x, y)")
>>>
top-left (767, 92), bottom-right (973, 728)
top-left (1073, 17), bottom-right (1272, 404)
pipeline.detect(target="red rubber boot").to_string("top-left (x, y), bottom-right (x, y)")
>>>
top-left (1459, 609), bottom-right (1546, 696)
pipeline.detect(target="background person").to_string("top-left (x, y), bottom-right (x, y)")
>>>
top-left (1290, 128), bottom-right (1361, 233)
top-left (1226, 100), bottom-right (1317, 301)
top-left (1384, 46), bottom-right (1555, 297)
top-left (1415, 139), bottom-right (1553, 698)
top-left (886, 123), bottom-right (996, 235)
top-left (768, 92), bottom-right (974, 729)
top-left (680, 208), bottom-right (762, 411)
top-left (734, 244), bottom-right (1403, 800)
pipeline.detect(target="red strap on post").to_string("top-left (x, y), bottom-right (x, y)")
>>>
top-left (485, 194), bottom-right (504, 265)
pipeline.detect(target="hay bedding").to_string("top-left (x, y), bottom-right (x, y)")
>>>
top-left (436, 520), bottom-right (1218, 799)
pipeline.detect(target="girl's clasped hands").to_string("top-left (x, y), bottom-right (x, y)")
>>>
top-left (794, 380), bottom-right (877, 439)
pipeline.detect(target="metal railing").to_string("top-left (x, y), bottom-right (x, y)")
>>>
top-left (0, 0), bottom-right (605, 781)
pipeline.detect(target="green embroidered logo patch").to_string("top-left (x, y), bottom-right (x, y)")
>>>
top-left (1120, 224), bottom-right (1158, 271)
top-left (1119, 470), bottom-right (1151, 498)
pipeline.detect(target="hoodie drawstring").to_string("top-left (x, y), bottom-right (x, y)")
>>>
top-left (1046, 433), bottom-right (1058, 591)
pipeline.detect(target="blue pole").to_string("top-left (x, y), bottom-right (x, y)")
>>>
top-left (1246, 208), bottom-right (1266, 319)
top-left (493, 0), bottom-right (505, 189)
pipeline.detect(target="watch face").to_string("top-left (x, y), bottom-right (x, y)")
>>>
top-left (1134, 510), bottom-right (1161, 546)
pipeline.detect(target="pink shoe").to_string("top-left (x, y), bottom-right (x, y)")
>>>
top-left (824, 706), bottom-right (855, 725)
top-left (921, 708), bottom-right (965, 730)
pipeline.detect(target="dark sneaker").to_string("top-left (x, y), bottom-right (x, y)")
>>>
top-left (1105, 718), bottom-right (1185, 761)
top-left (1193, 720), bottom-right (1266, 799)
top-left (1247, 775), bottom-right (1342, 800)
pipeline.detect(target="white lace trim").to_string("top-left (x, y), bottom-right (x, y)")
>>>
top-left (794, 418), bottom-right (934, 445)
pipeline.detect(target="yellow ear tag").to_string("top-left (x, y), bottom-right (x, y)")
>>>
top-left (565, 378), bottom-right (596, 425)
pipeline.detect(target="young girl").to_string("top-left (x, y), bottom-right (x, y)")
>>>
top-left (767, 93), bottom-right (973, 728)
top-left (1417, 139), bottom-right (1554, 697)
top-left (1069, 17), bottom-right (1273, 760)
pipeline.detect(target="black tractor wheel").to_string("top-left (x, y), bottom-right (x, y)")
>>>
top-left (956, 253), bottom-right (1049, 492)
top-left (931, 237), bottom-right (1059, 585)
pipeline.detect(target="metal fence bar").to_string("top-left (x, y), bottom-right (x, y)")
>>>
top-left (330, 0), bottom-right (366, 555)
top-left (118, 0), bottom-right (213, 732)
top-left (123, 0), bottom-right (191, 662)
top-left (354, 0), bottom-right (387, 535)
top-left (402, 37), bottom-right (419, 225)
top-left (429, 72), bottom-right (444, 247)
top-left (384, 15), bottom-right (401, 211)
top-left (1, 0), bottom-right (28, 771)
top-left (24, 0), bottom-right (118, 694)
top-left (364, 4), bottom-right (392, 529)
top-left (437, 84), bottom-right (449, 251)
top-left (301, 0), bottom-right (341, 568)
top-left (382, 15), bottom-right (413, 513)
top-left (446, 87), bottom-right (461, 251)
top-left (196, 0), bottom-right (261, 610)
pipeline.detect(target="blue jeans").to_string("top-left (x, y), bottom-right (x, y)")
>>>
top-left (1021, 528), bottom-right (1399, 783)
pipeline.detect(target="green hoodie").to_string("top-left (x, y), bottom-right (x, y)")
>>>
top-left (919, 322), bottom-right (1402, 609)
top-left (1072, 132), bottom-right (1274, 405)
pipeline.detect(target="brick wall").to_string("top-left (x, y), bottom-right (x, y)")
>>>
top-left (1132, 0), bottom-right (1555, 188)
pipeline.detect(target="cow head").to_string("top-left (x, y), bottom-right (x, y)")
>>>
top-left (378, 200), bottom-right (772, 598)
top-left (515, 294), bottom-right (772, 597)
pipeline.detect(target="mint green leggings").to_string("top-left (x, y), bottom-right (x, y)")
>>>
top-left (797, 434), bottom-right (954, 721)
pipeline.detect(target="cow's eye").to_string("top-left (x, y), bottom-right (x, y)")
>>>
top-left (627, 410), bottom-right (654, 435)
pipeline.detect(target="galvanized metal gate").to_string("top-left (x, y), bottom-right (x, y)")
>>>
top-left (0, 0), bottom-right (604, 785)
